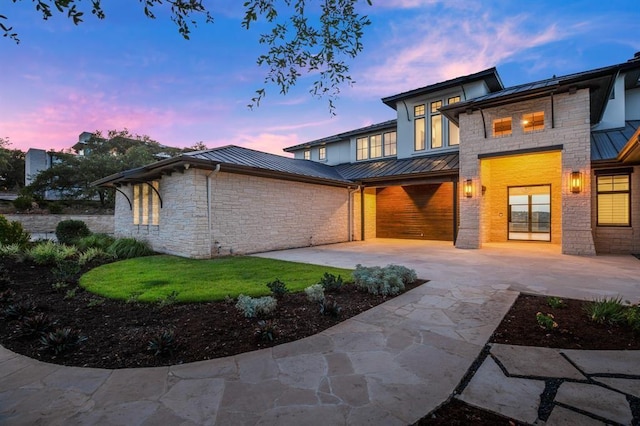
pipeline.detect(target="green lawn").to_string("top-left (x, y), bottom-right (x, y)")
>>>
top-left (79, 255), bottom-right (352, 302)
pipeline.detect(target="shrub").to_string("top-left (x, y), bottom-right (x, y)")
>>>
top-left (584, 297), bottom-right (626, 324)
top-left (319, 297), bottom-right (342, 318)
top-left (28, 241), bottom-right (77, 265)
top-left (536, 312), bottom-right (558, 330)
top-left (76, 233), bottom-right (116, 251)
top-left (318, 272), bottom-right (343, 293)
top-left (547, 296), bottom-right (566, 309)
top-left (267, 279), bottom-right (289, 297)
top-left (235, 294), bottom-right (277, 318)
top-left (148, 330), bottom-right (178, 356)
top-left (64, 288), bottom-right (77, 300)
top-left (16, 313), bottom-right (53, 337)
top-left (353, 264), bottom-right (416, 296)
top-left (0, 215), bottom-right (31, 247)
top-left (47, 202), bottom-right (64, 214)
top-left (107, 238), bottom-right (153, 259)
top-left (12, 195), bottom-right (34, 212)
top-left (78, 247), bottom-right (111, 266)
top-left (52, 259), bottom-right (81, 282)
top-left (0, 243), bottom-right (23, 258)
top-left (255, 320), bottom-right (279, 342)
top-left (624, 305), bottom-right (640, 331)
top-left (40, 328), bottom-right (87, 355)
top-left (55, 220), bottom-right (91, 245)
top-left (305, 284), bottom-right (325, 303)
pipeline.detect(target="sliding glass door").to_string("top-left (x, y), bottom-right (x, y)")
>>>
top-left (508, 185), bottom-right (551, 241)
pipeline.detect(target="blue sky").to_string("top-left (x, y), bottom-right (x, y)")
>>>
top-left (0, 0), bottom-right (638, 155)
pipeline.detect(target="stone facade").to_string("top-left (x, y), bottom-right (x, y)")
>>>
top-left (457, 89), bottom-right (596, 255)
top-left (113, 169), bottom-right (354, 258)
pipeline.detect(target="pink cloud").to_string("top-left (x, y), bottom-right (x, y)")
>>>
top-left (227, 132), bottom-right (298, 156)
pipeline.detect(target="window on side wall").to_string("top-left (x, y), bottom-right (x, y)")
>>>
top-left (133, 181), bottom-right (160, 226)
top-left (414, 104), bottom-right (425, 151)
top-left (430, 101), bottom-right (442, 149)
top-left (493, 117), bottom-right (512, 137)
top-left (304, 150), bottom-right (310, 160)
top-left (523, 111), bottom-right (544, 132)
top-left (384, 131), bottom-right (397, 156)
top-left (447, 96), bottom-right (460, 146)
top-left (356, 137), bottom-right (368, 160)
top-left (319, 146), bottom-right (326, 160)
top-left (369, 135), bottom-right (382, 158)
top-left (597, 174), bottom-right (630, 226)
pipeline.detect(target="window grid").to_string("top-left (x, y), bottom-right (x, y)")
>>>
top-left (303, 150), bottom-right (310, 160)
top-left (384, 132), bottom-right (397, 156)
top-left (597, 175), bottom-right (630, 226)
top-left (356, 137), bottom-right (368, 160)
top-left (493, 117), bottom-right (512, 137)
top-left (523, 111), bottom-right (545, 132)
top-left (132, 181), bottom-right (161, 226)
top-left (319, 146), bottom-right (326, 160)
top-left (369, 135), bottom-right (382, 158)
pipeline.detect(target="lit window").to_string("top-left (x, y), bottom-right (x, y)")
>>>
top-left (384, 131), bottom-right (396, 156)
top-left (597, 175), bottom-right (630, 226)
top-left (523, 111), bottom-right (544, 132)
top-left (304, 150), bottom-right (310, 160)
top-left (319, 146), bottom-right (326, 160)
top-left (493, 117), bottom-right (512, 137)
top-left (431, 101), bottom-right (442, 149)
top-left (370, 135), bottom-right (382, 158)
top-left (133, 181), bottom-right (160, 226)
top-left (448, 97), bottom-right (460, 146)
top-left (414, 105), bottom-right (425, 151)
top-left (356, 137), bottom-right (368, 160)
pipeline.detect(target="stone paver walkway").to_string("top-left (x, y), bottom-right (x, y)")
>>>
top-left (459, 344), bottom-right (640, 425)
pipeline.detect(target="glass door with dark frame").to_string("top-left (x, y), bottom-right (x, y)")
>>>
top-left (508, 185), bottom-right (551, 241)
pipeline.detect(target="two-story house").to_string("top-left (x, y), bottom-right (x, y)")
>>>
top-left (95, 53), bottom-right (640, 258)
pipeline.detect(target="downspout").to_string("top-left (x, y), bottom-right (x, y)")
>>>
top-left (206, 164), bottom-right (221, 257)
top-left (360, 186), bottom-right (365, 241)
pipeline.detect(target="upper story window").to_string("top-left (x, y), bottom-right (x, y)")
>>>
top-left (133, 181), bottom-right (160, 226)
top-left (493, 117), bottom-right (512, 137)
top-left (431, 101), bottom-right (443, 149)
top-left (319, 146), bottom-right (326, 160)
top-left (448, 96), bottom-right (460, 145)
top-left (522, 111), bottom-right (544, 132)
top-left (304, 150), bottom-right (310, 160)
top-left (356, 131), bottom-right (397, 161)
top-left (597, 174), bottom-right (630, 226)
top-left (414, 105), bottom-right (425, 151)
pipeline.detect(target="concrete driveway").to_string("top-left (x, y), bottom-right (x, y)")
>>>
top-left (255, 239), bottom-right (640, 301)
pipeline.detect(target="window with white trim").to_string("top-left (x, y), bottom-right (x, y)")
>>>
top-left (430, 101), bottom-right (443, 149)
top-left (448, 96), bottom-right (460, 145)
top-left (597, 174), bottom-right (630, 226)
top-left (356, 137), bottom-right (368, 161)
top-left (319, 146), bottom-right (326, 160)
top-left (384, 131), bottom-right (397, 156)
top-left (355, 131), bottom-right (397, 161)
top-left (303, 150), bottom-right (310, 160)
top-left (414, 104), bottom-right (425, 151)
top-left (133, 181), bottom-right (160, 226)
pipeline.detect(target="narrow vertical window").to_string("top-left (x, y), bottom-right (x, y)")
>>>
top-left (141, 184), bottom-right (149, 225)
top-left (304, 150), bottom-right (310, 160)
top-left (522, 111), bottom-right (545, 132)
top-left (151, 181), bottom-right (160, 226)
top-left (493, 117), bottom-right (512, 137)
top-left (414, 104), bottom-right (425, 151)
top-left (597, 175), bottom-right (630, 226)
top-left (356, 137), bottom-right (368, 160)
top-left (431, 100), bottom-right (442, 149)
top-left (319, 146), bottom-right (326, 160)
top-left (384, 131), bottom-right (396, 156)
top-left (133, 185), bottom-right (140, 225)
top-left (369, 135), bottom-right (382, 158)
top-left (448, 96), bottom-right (460, 146)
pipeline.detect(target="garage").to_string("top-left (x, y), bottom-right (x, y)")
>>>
top-left (375, 183), bottom-right (455, 241)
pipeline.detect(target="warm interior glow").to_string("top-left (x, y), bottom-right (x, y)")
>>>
top-left (571, 171), bottom-right (582, 193)
top-left (464, 179), bottom-right (473, 198)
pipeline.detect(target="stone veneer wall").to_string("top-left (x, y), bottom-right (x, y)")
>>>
top-left (209, 171), bottom-right (351, 255)
top-left (592, 165), bottom-right (640, 254)
top-left (457, 89), bottom-right (596, 255)
top-left (5, 214), bottom-right (114, 234)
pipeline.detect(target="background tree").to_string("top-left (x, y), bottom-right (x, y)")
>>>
top-left (0, 137), bottom-right (25, 192)
top-left (1, 0), bottom-right (371, 113)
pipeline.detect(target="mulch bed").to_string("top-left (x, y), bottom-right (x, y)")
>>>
top-left (0, 257), bottom-right (423, 369)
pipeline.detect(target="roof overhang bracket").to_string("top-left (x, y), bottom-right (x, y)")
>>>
top-left (114, 187), bottom-right (132, 211)
top-left (480, 109), bottom-right (487, 139)
top-left (144, 182), bottom-right (163, 208)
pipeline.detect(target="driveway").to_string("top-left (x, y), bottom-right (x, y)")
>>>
top-left (255, 239), bottom-right (640, 301)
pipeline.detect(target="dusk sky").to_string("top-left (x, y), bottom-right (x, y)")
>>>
top-left (1, 1), bottom-right (638, 156)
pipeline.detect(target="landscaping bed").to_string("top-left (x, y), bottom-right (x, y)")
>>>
top-left (0, 257), bottom-right (423, 369)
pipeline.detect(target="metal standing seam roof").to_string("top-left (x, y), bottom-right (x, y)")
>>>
top-left (283, 119), bottom-right (397, 152)
top-left (591, 121), bottom-right (640, 161)
top-left (334, 152), bottom-right (459, 181)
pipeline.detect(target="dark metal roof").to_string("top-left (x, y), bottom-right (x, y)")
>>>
top-left (381, 68), bottom-right (504, 109)
top-left (591, 121), bottom-right (640, 161)
top-left (335, 152), bottom-right (459, 182)
top-left (283, 119), bottom-right (397, 152)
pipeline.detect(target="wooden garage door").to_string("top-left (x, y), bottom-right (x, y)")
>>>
top-left (376, 183), bottom-right (454, 241)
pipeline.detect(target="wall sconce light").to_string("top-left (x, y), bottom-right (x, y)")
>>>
top-left (570, 171), bottom-right (582, 193)
top-left (464, 179), bottom-right (473, 198)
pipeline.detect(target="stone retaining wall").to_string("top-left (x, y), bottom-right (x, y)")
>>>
top-left (4, 214), bottom-right (114, 234)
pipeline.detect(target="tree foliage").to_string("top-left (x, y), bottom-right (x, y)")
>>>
top-left (0, 137), bottom-right (25, 192)
top-left (24, 130), bottom-right (192, 206)
top-left (2, 1), bottom-right (372, 113)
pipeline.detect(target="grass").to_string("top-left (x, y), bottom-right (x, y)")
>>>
top-left (79, 255), bottom-right (353, 302)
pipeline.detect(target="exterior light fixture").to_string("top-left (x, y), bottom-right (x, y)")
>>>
top-left (570, 171), bottom-right (582, 193)
top-left (464, 179), bottom-right (473, 198)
